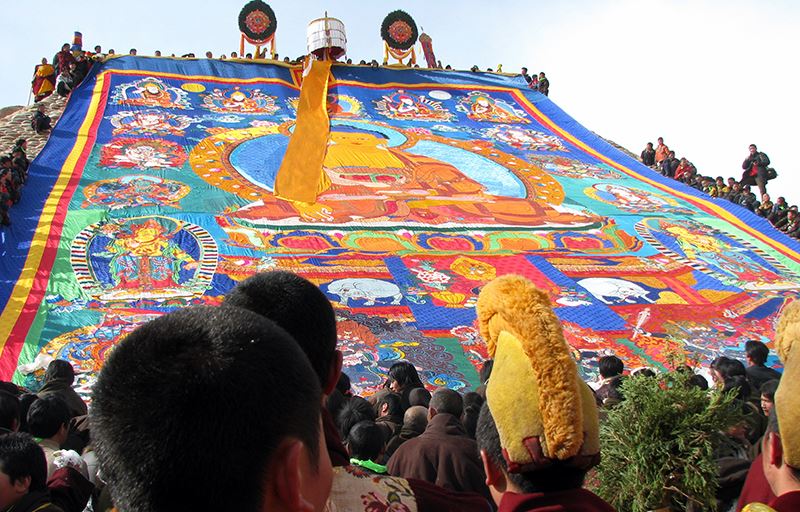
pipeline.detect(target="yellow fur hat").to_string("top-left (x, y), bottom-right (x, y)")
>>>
top-left (476, 274), bottom-right (600, 473)
top-left (774, 300), bottom-right (799, 467)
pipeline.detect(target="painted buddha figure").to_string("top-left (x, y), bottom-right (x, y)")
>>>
top-left (233, 125), bottom-right (599, 227)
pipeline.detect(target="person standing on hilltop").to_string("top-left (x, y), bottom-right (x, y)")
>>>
top-left (641, 142), bottom-right (656, 166)
top-left (742, 144), bottom-right (771, 197)
top-left (654, 137), bottom-right (670, 164)
top-left (31, 58), bottom-right (56, 102)
top-left (52, 43), bottom-right (75, 75)
top-left (537, 72), bottom-right (550, 96)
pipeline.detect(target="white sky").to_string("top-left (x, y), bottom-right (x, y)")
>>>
top-left (1, 0), bottom-right (798, 205)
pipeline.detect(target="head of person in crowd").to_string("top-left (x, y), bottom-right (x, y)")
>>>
top-left (710, 355), bottom-right (745, 386)
top-left (462, 392), bottom-right (484, 439)
top-left (428, 388), bottom-right (463, 421)
top-left (246, 53), bottom-right (253, 59)
top-left (475, 275), bottom-right (604, 508)
top-left (26, 396), bottom-right (70, 445)
top-left (761, 379), bottom-right (780, 417)
top-left (43, 359), bottom-right (75, 387)
top-left (631, 368), bottom-right (656, 378)
top-left (346, 421), bottom-right (385, 465)
top-left (225, 271), bottom-right (341, 397)
top-left (402, 405), bottom-right (428, 435)
top-left (480, 359), bottom-right (494, 384)
top-left (326, 388), bottom-right (347, 423)
top-left (746, 340), bottom-right (771, 367)
top-left (337, 396), bottom-right (376, 442)
top-left (598, 355), bottom-right (624, 380)
top-left (17, 394), bottom-right (37, 433)
top-left (60, 43), bottom-right (70, 53)
top-left (539, 71), bottom-right (546, 79)
top-left (0, 391), bottom-right (20, 433)
top-left (129, 48), bottom-right (137, 56)
top-left (91, 306), bottom-right (332, 512)
top-left (231, 51), bottom-right (238, 58)
top-left (94, 45), bottom-right (101, 54)
top-left (107, 49), bottom-right (115, 55)
top-left (521, 67), bottom-right (528, 75)
top-left (376, 392), bottom-right (402, 420)
top-left (722, 374), bottom-right (752, 403)
top-left (0, 433), bottom-right (49, 510)
top-left (645, 142), bottom-right (653, 150)
top-left (205, 51), bottom-right (213, 58)
top-left (749, 144), bottom-right (758, 155)
top-left (728, 177), bottom-right (737, 187)
top-left (336, 373), bottom-right (352, 397)
top-left (386, 362), bottom-right (424, 394)
top-left (407, 387), bottom-right (431, 408)
top-left (154, 50), bottom-right (162, 57)
top-left (776, 196), bottom-right (787, 206)
top-left (688, 373), bottom-right (709, 390)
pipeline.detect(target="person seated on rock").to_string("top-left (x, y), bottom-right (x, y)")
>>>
top-left (91, 305), bottom-right (332, 512)
top-left (32, 104), bottom-right (52, 134)
top-left (55, 66), bottom-right (74, 97)
top-left (346, 421), bottom-right (388, 475)
top-left (474, 275), bottom-right (613, 511)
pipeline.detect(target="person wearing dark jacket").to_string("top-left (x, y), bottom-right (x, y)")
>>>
top-left (384, 405), bottom-right (427, 461)
top-left (741, 144), bottom-right (771, 196)
top-left (744, 340), bottom-right (781, 393)
top-left (387, 388), bottom-right (490, 500)
top-left (641, 142), bottom-right (656, 166)
top-left (660, 151), bottom-right (679, 178)
top-left (37, 360), bottom-right (87, 419)
top-left (537, 72), bottom-right (549, 96)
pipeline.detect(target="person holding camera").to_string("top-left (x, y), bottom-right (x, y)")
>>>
top-left (742, 144), bottom-right (771, 196)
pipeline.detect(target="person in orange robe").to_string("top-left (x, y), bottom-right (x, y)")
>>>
top-left (31, 58), bottom-right (56, 102)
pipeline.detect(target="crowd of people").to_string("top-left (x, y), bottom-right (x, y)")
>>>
top-left (641, 139), bottom-right (799, 239)
top-left (0, 139), bottom-right (30, 226)
top-left (0, 270), bottom-right (796, 512)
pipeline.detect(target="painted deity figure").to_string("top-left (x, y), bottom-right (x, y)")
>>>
top-left (234, 126), bottom-right (597, 227)
top-left (100, 219), bottom-right (197, 292)
top-left (457, 91), bottom-right (529, 124)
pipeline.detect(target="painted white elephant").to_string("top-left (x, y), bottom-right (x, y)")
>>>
top-left (576, 277), bottom-right (654, 305)
top-left (327, 278), bottom-right (403, 306)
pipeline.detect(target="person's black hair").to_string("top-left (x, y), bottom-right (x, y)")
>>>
top-left (0, 381), bottom-right (20, 396)
top-left (632, 368), bottom-right (656, 378)
top-left (346, 421), bottom-right (384, 462)
top-left (745, 340), bottom-right (770, 366)
top-left (91, 305), bottom-right (322, 512)
top-left (377, 393), bottom-right (402, 418)
top-left (337, 396), bottom-right (376, 442)
top-left (225, 271), bottom-right (337, 388)
top-left (408, 387), bottom-right (431, 408)
top-left (44, 359), bottom-right (75, 385)
top-left (463, 391), bottom-right (484, 410)
top-left (429, 388), bottom-right (463, 417)
top-left (722, 375), bottom-right (751, 403)
top-left (476, 404), bottom-right (586, 493)
top-left (14, 138), bottom-right (26, 147)
top-left (26, 395), bottom-right (70, 439)
top-left (479, 359), bottom-right (494, 384)
top-left (336, 372), bottom-right (351, 396)
top-left (326, 388), bottom-right (347, 423)
top-left (0, 433), bottom-right (48, 493)
top-left (0, 391), bottom-right (20, 431)
top-left (17, 394), bottom-right (37, 433)
top-left (387, 362), bottom-right (424, 391)
top-left (462, 392), bottom-right (484, 439)
top-left (717, 357), bottom-right (747, 380)
top-left (760, 379), bottom-right (780, 401)
top-left (688, 374), bottom-right (709, 390)
top-left (598, 355), bottom-right (624, 379)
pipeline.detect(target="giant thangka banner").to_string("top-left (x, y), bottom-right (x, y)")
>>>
top-left (1, 56), bottom-right (797, 396)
